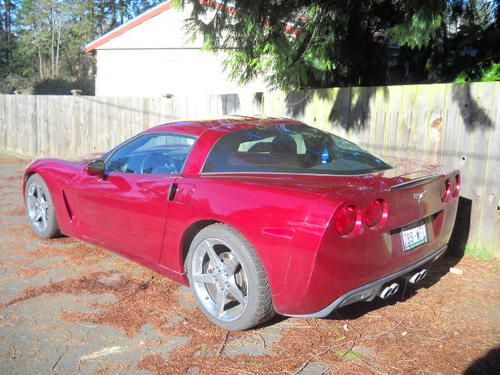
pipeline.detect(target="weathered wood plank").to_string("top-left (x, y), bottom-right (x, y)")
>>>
top-left (0, 84), bottom-right (497, 254)
top-left (262, 82), bottom-right (499, 254)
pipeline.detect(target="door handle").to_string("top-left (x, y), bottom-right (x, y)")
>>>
top-left (168, 183), bottom-right (195, 204)
top-left (167, 183), bottom-right (178, 201)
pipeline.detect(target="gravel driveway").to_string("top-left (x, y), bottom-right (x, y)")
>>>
top-left (1, 155), bottom-right (499, 375)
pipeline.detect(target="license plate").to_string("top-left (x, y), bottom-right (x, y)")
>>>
top-left (401, 221), bottom-right (428, 252)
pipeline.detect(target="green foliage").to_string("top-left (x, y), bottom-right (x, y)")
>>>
top-left (465, 245), bottom-right (497, 260)
top-left (32, 78), bottom-right (94, 95)
top-left (0, 0), bottom-right (164, 93)
top-left (480, 62), bottom-right (500, 82)
top-left (0, 73), bottom-right (32, 94)
top-left (32, 79), bottom-right (73, 95)
top-left (181, 0), bottom-right (499, 91)
top-left (454, 71), bottom-right (469, 83)
top-left (454, 62), bottom-right (500, 83)
top-left (2, 1), bottom-right (498, 92)
top-left (386, 1), bottom-right (446, 49)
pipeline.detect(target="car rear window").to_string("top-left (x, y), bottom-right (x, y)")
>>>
top-left (202, 123), bottom-right (392, 175)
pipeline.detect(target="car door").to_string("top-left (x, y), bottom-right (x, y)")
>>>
top-left (74, 132), bottom-right (196, 264)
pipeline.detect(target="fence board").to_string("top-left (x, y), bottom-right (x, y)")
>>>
top-left (262, 82), bottom-right (500, 254)
top-left (0, 83), bottom-right (498, 254)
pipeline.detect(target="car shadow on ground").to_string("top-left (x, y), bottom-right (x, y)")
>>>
top-left (462, 346), bottom-right (500, 375)
top-left (259, 314), bottom-right (289, 328)
top-left (263, 249), bottom-right (465, 327)
top-left (329, 252), bottom-right (462, 321)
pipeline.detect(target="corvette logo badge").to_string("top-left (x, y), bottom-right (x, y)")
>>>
top-left (413, 191), bottom-right (427, 203)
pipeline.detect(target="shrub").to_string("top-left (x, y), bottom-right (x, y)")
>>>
top-left (465, 245), bottom-right (496, 260)
top-left (480, 63), bottom-right (500, 82)
top-left (32, 78), bottom-right (95, 95)
top-left (454, 62), bottom-right (500, 83)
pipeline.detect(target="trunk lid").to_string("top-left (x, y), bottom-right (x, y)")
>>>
top-left (203, 156), bottom-right (453, 204)
top-left (312, 158), bottom-right (459, 298)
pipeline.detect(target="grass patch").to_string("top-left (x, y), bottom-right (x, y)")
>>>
top-left (465, 245), bottom-right (496, 261)
top-left (467, 298), bottom-right (480, 305)
top-left (332, 348), bottom-right (360, 361)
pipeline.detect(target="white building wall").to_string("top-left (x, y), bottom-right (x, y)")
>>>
top-left (94, 4), bottom-right (266, 97)
top-left (95, 49), bottom-right (266, 97)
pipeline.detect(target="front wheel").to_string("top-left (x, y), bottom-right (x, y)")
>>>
top-left (25, 174), bottom-right (60, 239)
top-left (186, 224), bottom-right (275, 330)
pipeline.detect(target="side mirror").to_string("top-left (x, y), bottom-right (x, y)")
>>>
top-left (86, 160), bottom-right (106, 177)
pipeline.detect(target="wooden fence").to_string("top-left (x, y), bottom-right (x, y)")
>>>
top-left (263, 82), bottom-right (499, 254)
top-left (0, 93), bottom-right (258, 158)
top-left (0, 82), bottom-right (498, 254)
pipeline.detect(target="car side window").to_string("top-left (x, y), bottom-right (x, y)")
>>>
top-left (106, 133), bottom-right (196, 175)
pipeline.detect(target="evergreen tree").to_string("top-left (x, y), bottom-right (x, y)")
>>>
top-left (179, 0), bottom-right (499, 90)
top-left (0, 0), bottom-right (164, 93)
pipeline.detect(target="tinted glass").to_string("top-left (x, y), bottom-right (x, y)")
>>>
top-left (106, 133), bottom-right (196, 175)
top-left (203, 124), bottom-right (391, 175)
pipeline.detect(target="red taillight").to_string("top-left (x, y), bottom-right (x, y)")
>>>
top-left (442, 178), bottom-right (452, 202)
top-left (333, 204), bottom-right (358, 236)
top-left (453, 174), bottom-right (461, 197)
top-left (364, 199), bottom-right (386, 228)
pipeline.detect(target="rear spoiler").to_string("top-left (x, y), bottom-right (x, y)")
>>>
top-left (390, 175), bottom-right (440, 190)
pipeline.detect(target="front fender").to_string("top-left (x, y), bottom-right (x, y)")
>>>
top-left (23, 158), bottom-right (84, 235)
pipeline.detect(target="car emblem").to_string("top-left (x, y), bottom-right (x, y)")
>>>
top-left (413, 191), bottom-right (427, 203)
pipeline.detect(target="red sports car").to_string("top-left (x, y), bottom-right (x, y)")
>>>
top-left (23, 116), bottom-right (460, 330)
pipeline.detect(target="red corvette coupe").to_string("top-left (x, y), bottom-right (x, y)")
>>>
top-left (23, 116), bottom-right (459, 330)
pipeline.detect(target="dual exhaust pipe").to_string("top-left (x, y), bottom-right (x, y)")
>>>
top-left (407, 269), bottom-right (428, 285)
top-left (378, 269), bottom-right (428, 300)
top-left (379, 282), bottom-right (400, 299)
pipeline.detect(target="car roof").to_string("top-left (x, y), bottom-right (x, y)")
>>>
top-left (144, 116), bottom-right (302, 137)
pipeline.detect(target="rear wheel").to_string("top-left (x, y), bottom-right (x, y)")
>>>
top-left (25, 174), bottom-right (60, 239)
top-left (186, 224), bottom-right (274, 330)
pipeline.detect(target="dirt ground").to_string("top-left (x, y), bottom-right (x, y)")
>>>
top-left (0, 155), bottom-right (499, 375)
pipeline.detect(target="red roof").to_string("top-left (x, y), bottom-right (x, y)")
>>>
top-left (84, 1), bottom-right (174, 52)
top-left (144, 116), bottom-right (299, 137)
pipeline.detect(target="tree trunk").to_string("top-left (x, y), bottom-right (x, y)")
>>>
top-left (50, 6), bottom-right (55, 78)
top-left (38, 47), bottom-right (44, 79)
top-left (55, 16), bottom-right (62, 77)
top-left (2, 0), bottom-right (13, 63)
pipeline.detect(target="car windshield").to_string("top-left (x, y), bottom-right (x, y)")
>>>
top-left (203, 123), bottom-right (392, 175)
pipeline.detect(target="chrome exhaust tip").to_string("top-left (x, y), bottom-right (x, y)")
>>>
top-left (379, 283), bottom-right (400, 299)
top-left (408, 269), bottom-right (428, 285)
top-left (418, 269), bottom-right (428, 282)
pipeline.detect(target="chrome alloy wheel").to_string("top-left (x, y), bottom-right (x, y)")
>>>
top-left (191, 238), bottom-right (249, 322)
top-left (26, 182), bottom-right (49, 232)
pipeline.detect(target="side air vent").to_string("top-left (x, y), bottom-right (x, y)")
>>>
top-left (61, 190), bottom-right (75, 220)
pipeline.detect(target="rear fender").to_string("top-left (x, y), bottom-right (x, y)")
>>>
top-left (160, 177), bottom-right (330, 309)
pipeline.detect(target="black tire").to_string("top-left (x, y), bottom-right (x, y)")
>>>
top-left (186, 223), bottom-right (275, 330)
top-left (25, 174), bottom-right (60, 239)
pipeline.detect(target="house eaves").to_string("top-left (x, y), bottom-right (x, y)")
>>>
top-left (84, 1), bottom-right (174, 52)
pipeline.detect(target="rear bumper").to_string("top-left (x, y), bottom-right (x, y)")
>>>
top-left (285, 245), bottom-right (447, 318)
